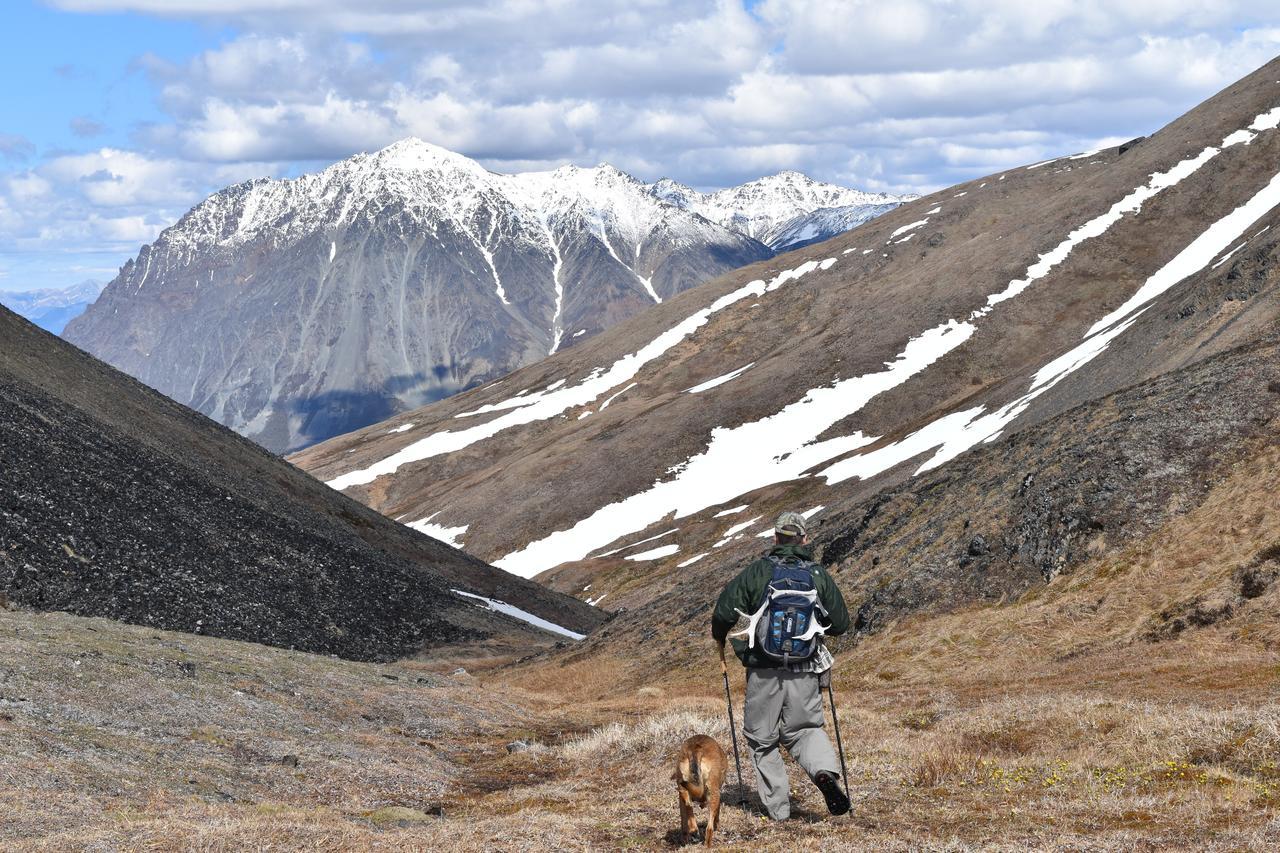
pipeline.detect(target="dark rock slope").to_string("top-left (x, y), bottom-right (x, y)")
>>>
top-left (0, 307), bottom-right (604, 660)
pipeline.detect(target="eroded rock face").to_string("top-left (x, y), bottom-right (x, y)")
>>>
top-left (65, 143), bottom-right (900, 453)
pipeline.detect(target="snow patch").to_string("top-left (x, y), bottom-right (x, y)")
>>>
top-left (591, 527), bottom-right (679, 558)
top-left (599, 382), bottom-right (636, 410)
top-left (718, 516), bottom-right (762, 542)
top-left (677, 552), bottom-right (709, 567)
top-left (1211, 241), bottom-right (1248, 269)
top-left (406, 512), bottom-right (468, 549)
top-left (451, 589), bottom-right (585, 640)
top-left (713, 504), bottom-right (749, 518)
top-left (625, 543), bottom-right (680, 561)
top-left (889, 219), bottom-right (929, 239)
top-left (685, 362), bottom-right (755, 394)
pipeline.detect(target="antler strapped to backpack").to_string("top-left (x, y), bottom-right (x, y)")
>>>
top-left (728, 556), bottom-right (829, 663)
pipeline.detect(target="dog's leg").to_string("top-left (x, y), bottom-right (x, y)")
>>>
top-left (679, 785), bottom-right (697, 844)
top-left (705, 787), bottom-right (721, 847)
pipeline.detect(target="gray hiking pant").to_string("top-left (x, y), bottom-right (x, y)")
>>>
top-left (742, 667), bottom-right (840, 820)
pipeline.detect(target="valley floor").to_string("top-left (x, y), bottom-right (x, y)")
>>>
top-left (7, 439), bottom-right (1280, 850)
top-left (3, 604), bottom-right (1280, 851)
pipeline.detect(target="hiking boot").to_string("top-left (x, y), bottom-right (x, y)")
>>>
top-left (814, 771), bottom-right (850, 815)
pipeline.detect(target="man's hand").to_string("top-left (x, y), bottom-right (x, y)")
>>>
top-left (717, 639), bottom-right (728, 675)
top-left (818, 667), bottom-right (832, 689)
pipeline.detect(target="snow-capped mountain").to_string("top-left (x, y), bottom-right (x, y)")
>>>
top-left (65, 141), bottom-right (901, 453)
top-left (649, 170), bottom-right (914, 250)
top-left (1, 279), bottom-right (104, 334)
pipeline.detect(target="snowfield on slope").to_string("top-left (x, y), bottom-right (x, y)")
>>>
top-left (451, 590), bottom-right (585, 641)
top-left (490, 103), bottom-right (1280, 577)
top-left (327, 258), bottom-right (835, 490)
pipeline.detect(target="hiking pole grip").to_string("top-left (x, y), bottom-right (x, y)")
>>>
top-left (720, 646), bottom-right (747, 811)
top-left (826, 681), bottom-right (852, 802)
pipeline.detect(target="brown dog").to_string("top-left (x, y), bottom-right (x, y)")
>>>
top-left (673, 734), bottom-right (727, 846)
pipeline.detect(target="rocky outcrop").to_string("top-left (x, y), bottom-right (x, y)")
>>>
top-left (820, 335), bottom-right (1280, 635)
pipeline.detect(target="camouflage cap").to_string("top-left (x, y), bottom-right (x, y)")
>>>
top-left (774, 511), bottom-right (808, 537)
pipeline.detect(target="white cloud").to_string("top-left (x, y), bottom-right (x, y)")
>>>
top-left (0, 148), bottom-right (279, 259)
top-left (11, 1), bottom-right (1280, 288)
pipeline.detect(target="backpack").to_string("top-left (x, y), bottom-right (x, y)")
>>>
top-left (736, 556), bottom-right (829, 665)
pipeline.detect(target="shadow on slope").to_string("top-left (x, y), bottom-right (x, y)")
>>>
top-left (0, 307), bottom-right (605, 661)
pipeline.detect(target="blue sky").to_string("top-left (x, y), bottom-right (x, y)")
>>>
top-left (4, 0), bottom-right (1280, 292)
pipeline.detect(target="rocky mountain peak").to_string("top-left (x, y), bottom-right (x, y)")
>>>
top-left (64, 140), bottom-right (906, 452)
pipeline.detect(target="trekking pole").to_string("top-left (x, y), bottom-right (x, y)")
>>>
top-left (824, 678), bottom-right (852, 803)
top-left (719, 644), bottom-right (748, 811)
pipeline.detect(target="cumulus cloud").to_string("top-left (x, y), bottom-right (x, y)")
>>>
top-left (86, 1), bottom-right (1280, 189)
top-left (11, 1), bottom-right (1280, 283)
top-left (0, 148), bottom-right (276, 256)
top-left (0, 134), bottom-right (35, 162)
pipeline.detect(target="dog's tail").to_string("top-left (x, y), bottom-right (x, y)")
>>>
top-left (676, 754), bottom-right (702, 787)
top-left (680, 753), bottom-right (701, 788)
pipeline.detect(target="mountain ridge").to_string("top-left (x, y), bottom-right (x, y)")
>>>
top-left (64, 139), bottom-right (904, 452)
top-left (0, 279), bottom-right (104, 334)
top-left (293, 56), bottom-right (1280, 622)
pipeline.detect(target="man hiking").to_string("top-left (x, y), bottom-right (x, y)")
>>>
top-left (711, 511), bottom-right (851, 821)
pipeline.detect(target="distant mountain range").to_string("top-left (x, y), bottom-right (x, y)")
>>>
top-left (62, 141), bottom-right (910, 453)
top-left (0, 280), bottom-right (104, 334)
top-left (648, 170), bottom-right (909, 250)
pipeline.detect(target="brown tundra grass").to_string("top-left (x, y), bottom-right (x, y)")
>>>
top-left (3, 445), bottom-right (1280, 849)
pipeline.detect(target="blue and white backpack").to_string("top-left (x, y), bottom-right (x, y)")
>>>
top-left (732, 556), bottom-right (830, 664)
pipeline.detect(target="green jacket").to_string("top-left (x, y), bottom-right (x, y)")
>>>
top-left (711, 544), bottom-right (850, 669)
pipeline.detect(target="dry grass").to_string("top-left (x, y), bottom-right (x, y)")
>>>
top-left (7, 600), bottom-right (1280, 850)
top-left (4, 445), bottom-right (1280, 848)
top-left (563, 705), bottom-right (726, 762)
